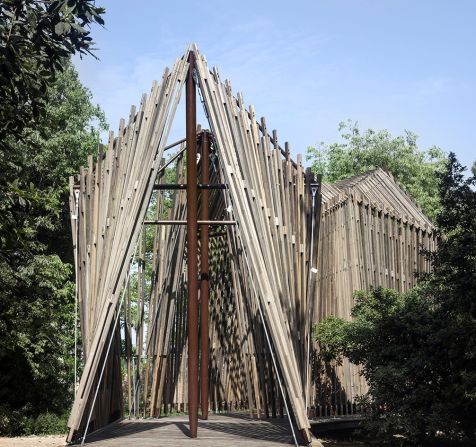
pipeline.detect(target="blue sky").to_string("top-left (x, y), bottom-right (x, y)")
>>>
top-left (74, 0), bottom-right (475, 170)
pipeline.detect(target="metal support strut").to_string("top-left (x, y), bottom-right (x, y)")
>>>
top-left (200, 131), bottom-right (210, 420)
top-left (186, 50), bottom-right (199, 438)
top-left (304, 170), bottom-right (320, 414)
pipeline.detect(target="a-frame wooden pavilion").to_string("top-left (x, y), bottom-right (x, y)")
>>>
top-left (66, 45), bottom-right (437, 446)
top-left (67, 44), bottom-right (320, 445)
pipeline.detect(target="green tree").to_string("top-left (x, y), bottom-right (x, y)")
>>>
top-left (307, 120), bottom-right (447, 220)
top-left (0, 0), bottom-right (104, 140)
top-left (0, 1), bottom-right (105, 434)
top-left (0, 0), bottom-right (104, 258)
top-left (0, 63), bottom-right (106, 435)
top-left (314, 153), bottom-right (476, 444)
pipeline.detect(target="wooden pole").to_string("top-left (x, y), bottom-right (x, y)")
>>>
top-left (186, 50), bottom-right (199, 438)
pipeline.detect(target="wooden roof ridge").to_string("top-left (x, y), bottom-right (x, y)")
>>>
top-left (321, 168), bottom-right (435, 230)
top-left (77, 45), bottom-right (305, 182)
top-left (333, 169), bottom-right (377, 189)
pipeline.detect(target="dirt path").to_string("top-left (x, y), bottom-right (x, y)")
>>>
top-left (0, 435), bottom-right (65, 447)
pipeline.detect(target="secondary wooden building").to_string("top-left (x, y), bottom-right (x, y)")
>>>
top-left (310, 168), bottom-right (438, 417)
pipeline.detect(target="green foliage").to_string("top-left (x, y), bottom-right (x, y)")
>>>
top-left (307, 120), bottom-right (447, 220)
top-left (0, 1), bottom-right (104, 435)
top-left (0, 0), bottom-right (105, 262)
top-left (312, 315), bottom-right (349, 363)
top-left (0, 405), bottom-right (30, 436)
top-left (28, 411), bottom-right (68, 435)
top-left (0, 0), bottom-right (104, 140)
top-left (314, 154), bottom-right (476, 444)
top-left (315, 288), bottom-right (442, 443)
top-left (0, 63), bottom-right (106, 434)
top-left (0, 406), bottom-right (68, 436)
top-left (1, 61), bottom-right (106, 257)
top-left (424, 153), bottom-right (476, 439)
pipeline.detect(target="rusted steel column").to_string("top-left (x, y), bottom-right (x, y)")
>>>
top-left (186, 50), bottom-right (199, 438)
top-left (200, 131), bottom-right (210, 420)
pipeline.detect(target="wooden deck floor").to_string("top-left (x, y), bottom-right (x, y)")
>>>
top-left (82, 414), bottom-right (300, 446)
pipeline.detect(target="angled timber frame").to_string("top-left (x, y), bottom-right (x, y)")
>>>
top-left (67, 44), bottom-right (321, 445)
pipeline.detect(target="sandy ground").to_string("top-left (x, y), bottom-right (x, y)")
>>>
top-left (0, 435), bottom-right (65, 447)
top-left (0, 435), bottom-right (370, 447)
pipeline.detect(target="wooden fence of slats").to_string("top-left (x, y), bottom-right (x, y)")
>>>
top-left (311, 168), bottom-right (438, 417)
top-left (193, 46), bottom-right (317, 442)
top-left (66, 49), bottom-right (191, 442)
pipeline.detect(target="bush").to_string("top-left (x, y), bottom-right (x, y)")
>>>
top-left (0, 405), bottom-right (67, 436)
top-left (29, 411), bottom-right (68, 435)
top-left (0, 405), bottom-right (30, 436)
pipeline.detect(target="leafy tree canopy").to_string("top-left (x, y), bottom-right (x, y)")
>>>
top-left (0, 0), bottom-right (105, 257)
top-left (0, 1), bottom-right (106, 434)
top-left (307, 120), bottom-right (447, 220)
top-left (0, 62), bottom-right (106, 434)
top-left (0, 0), bottom-right (104, 140)
top-left (314, 153), bottom-right (476, 444)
